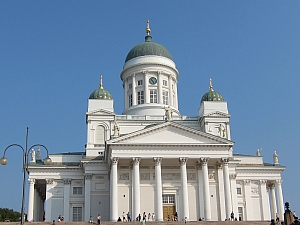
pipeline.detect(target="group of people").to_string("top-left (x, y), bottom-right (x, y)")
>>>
top-left (88, 214), bottom-right (101, 224)
top-left (118, 212), bottom-right (156, 222)
top-left (167, 212), bottom-right (178, 221)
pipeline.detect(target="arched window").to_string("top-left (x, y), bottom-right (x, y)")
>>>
top-left (95, 126), bottom-right (105, 144)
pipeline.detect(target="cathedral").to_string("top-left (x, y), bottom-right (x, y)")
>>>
top-left (27, 21), bottom-right (285, 222)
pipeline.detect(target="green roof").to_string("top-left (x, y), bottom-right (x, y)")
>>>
top-left (89, 76), bottom-right (113, 100)
top-left (125, 35), bottom-right (173, 63)
top-left (201, 79), bottom-right (224, 103)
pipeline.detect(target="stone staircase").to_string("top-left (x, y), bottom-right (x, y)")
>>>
top-left (0, 221), bottom-right (272, 225)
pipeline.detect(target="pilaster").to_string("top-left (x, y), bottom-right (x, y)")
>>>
top-left (63, 178), bottom-right (71, 221)
top-left (84, 174), bottom-right (92, 222)
top-left (45, 179), bottom-right (54, 222)
top-left (243, 179), bottom-right (252, 220)
top-left (221, 158), bottom-right (232, 219)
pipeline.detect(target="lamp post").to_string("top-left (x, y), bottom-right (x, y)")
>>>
top-left (0, 127), bottom-right (52, 225)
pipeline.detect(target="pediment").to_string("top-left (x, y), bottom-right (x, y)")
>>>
top-left (107, 122), bottom-right (233, 146)
top-left (86, 109), bottom-right (115, 116)
top-left (203, 111), bottom-right (230, 118)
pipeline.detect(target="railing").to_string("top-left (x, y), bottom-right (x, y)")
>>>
top-left (116, 115), bottom-right (199, 121)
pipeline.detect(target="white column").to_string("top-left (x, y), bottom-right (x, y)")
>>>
top-left (197, 163), bottom-right (204, 219)
top-left (124, 79), bottom-right (128, 109)
top-left (275, 180), bottom-right (284, 221)
top-left (259, 180), bottom-right (271, 221)
top-left (216, 163), bottom-right (226, 221)
top-left (229, 174), bottom-right (238, 220)
top-left (221, 158), bottom-right (232, 219)
top-left (144, 72), bottom-right (149, 103)
top-left (110, 157), bottom-right (119, 221)
top-left (243, 180), bottom-right (252, 220)
top-left (27, 178), bottom-right (35, 222)
top-left (157, 71), bottom-right (162, 104)
top-left (84, 174), bottom-right (92, 222)
top-left (154, 158), bottom-right (163, 221)
top-left (132, 74), bottom-right (136, 106)
top-left (63, 179), bottom-right (71, 221)
top-left (179, 157), bottom-right (189, 220)
top-left (45, 179), bottom-right (54, 222)
top-left (201, 158), bottom-right (211, 221)
top-left (34, 188), bottom-right (38, 221)
top-left (168, 75), bottom-right (173, 106)
top-left (132, 157), bottom-right (141, 219)
top-left (269, 183), bottom-right (277, 220)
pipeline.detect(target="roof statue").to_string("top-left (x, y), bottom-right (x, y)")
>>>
top-left (30, 148), bottom-right (35, 162)
top-left (36, 148), bottom-right (41, 160)
top-left (113, 120), bottom-right (120, 138)
top-left (256, 148), bottom-right (262, 156)
top-left (273, 151), bottom-right (279, 164)
top-left (165, 106), bottom-right (173, 121)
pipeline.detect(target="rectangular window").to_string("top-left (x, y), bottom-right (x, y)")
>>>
top-left (73, 207), bottom-right (83, 222)
top-left (163, 91), bottom-right (168, 105)
top-left (237, 187), bottom-right (242, 195)
top-left (163, 80), bottom-right (168, 86)
top-left (128, 83), bottom-right (132, 89)
top-left (73, 187), bottom-right (83, 195)
top-left (162, 195), bottom-right (168, 203)
top-left (162, 194), bottom-right (175, 204)
top-left (137, 91), bottom-right (144, 104)
top-left (137, 80), bottom-right (143, 86)
top-left (150, 90), bottom-right (157, 103)
top-left (128, 94), bottom-right (132, 106)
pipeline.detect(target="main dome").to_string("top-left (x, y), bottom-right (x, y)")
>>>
top-left (125, 35), bottom-right (173, 63)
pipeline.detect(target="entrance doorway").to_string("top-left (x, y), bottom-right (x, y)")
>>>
top-left (163, 206), bottom-right (176, 221)
top-left (162, 194), bottom-right (176, 221)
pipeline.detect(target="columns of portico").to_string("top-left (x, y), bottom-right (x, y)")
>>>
top-left (200, 157), bottom-right (211, 221)
top-left (229, 174), bottom-right (238, 220)
top-left (179, 157), bottom-right (189, 220)
top-left (110, 157), bottom-right (119, 221)
top-left (275, 180), bottom-right (284, 221)
top-left (221, 158), bottom-right (232, 220)
top-left (84, 174), bottom-right (92, 222)
top-left (27, 178), bottom-right (35, 222)
top-left (196, 163), bottom-right (204, 219)
top-left (132, 157), bottom-right (141, 219)
top-left (63, 178), bottom-right (71, 221)
top-left (34, 188), bottom-right (39, 221)
top-left (216, 162), bottom-right (225, 221)
top-left (243, 180), bottom-right (252, 220)
top-left (153, 158), bottom-right (163, 221)
top-left (268, 183), bottom-right (277, 220)
top-left (45, 179), bottom-right (54, 222)
top-left (259, 180), bottom-right (271, 220)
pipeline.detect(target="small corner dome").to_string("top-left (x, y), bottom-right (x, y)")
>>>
top-left (89, 76), bottom-right (113, 100)
top-left (201, 79), bottom-right (224, 103)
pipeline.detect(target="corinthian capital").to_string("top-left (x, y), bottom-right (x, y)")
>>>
top-left (200, 157), bottom-right (209, 166)
top-left (153, 157), bottom-right (162, 166)
top-left (179, 157), bottom-right (188, 165)
top-left (221, 157), bottom-right (229, 165)
top-left (110, 157), bottom-right (119, 165)
top-left (131, 157), bottom-right (141, 165)
top-left (28, 178), bottom-right (35, 185)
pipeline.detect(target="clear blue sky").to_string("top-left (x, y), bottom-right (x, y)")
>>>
top-left (0, 1), bottom-right (299, 216)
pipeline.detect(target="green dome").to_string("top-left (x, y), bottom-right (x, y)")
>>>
top-left (201, 79), bottom-right (224, 103)
top-left (89, 76), bottom-right (113, 100)
top-left (125, 35), bottom-right (173, 63)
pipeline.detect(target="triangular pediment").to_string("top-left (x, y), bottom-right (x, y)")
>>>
top-left (203, 111), bottom-right (230, 118)
top-left (107, 122), bottom-right (233, 146)
top-left (86, 109), bottom-right (115, 116)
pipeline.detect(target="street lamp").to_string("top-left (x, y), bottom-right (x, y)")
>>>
top-left (0, 127), bottom-right (52, 225)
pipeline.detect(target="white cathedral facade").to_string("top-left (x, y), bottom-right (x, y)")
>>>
top-left (27, 22), bottom-right (285, 222)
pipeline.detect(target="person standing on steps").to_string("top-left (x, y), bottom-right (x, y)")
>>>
top-left (97, 214), bottom-right (101, 225)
